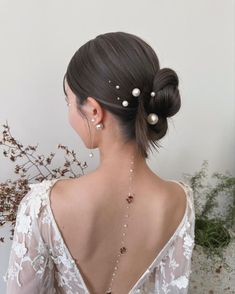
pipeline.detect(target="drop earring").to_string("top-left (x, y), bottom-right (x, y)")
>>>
top-left (88, 134), bottom-right (94, 158)
top-left (88, 124), bottom-right (94, 158)
top-left (88, 119), bottom-right (104, 158)
top-left (88, 119), bottom-right (95, 158)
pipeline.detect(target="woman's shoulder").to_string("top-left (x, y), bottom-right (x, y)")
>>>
top-left (166, 179), bottom-right (193, 195)
top-left (26, 177), bottom-right (72, 199)
top-left (164, 179), bottom-right (195, 230)
top-left (166, 180), bottom-right (195, 238)
top-left (166, 179), bottom-right (194, 209)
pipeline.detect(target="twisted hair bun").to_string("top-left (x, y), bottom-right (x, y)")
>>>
top-left (136, 67), bottom-right (181, 154)
top-left (148, 67), bottom-right (181, 118)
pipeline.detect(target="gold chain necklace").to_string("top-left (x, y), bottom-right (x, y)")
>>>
top-left (105, 154), bottom-right (135, 294)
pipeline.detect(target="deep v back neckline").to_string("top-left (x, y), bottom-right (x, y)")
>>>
top-left (46, 178), bottom-right (189, 294)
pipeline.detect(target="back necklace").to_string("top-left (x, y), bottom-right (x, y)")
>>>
top-left (105, 154), bottom-right (135, 294)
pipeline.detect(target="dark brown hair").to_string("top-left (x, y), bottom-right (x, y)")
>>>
top-left (63, 31), bottom-right (181, 158)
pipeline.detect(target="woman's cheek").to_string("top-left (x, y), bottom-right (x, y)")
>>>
top-left (68, 108), bottom-right (87, 140)
top-left (68, 108), bottom-right (78, 131)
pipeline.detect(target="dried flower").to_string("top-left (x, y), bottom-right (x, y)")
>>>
top-left (0, 121), bottom-right (88, 242)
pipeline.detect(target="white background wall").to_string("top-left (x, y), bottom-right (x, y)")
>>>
top-left (0, 0), bottom-right (234, 292)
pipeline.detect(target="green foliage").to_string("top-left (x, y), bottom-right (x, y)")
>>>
top-left (183, 160), bottom-right (235, 259)
top-left (195, 219), bottom-right (231, 259)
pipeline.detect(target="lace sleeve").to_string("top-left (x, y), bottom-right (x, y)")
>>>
top-left (3, 183), bottom-right (55, 294)
top-left (154, 183), bottom-right (196, 293)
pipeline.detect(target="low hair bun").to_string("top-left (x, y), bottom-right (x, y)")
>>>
top-left (143, 67), bottom-right (182, 151)
top-left (148, 67), bottom-right (181, 118)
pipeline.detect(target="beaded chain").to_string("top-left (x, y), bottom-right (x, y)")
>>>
top-left (105, 154), bottom-right (135, 294)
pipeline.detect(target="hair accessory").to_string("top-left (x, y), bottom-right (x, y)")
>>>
top-left (132, 88), bottom-right (141, 97)
top-left (108, 79), bottom-right (160, 125)
top-left (122, 100), bottom-right (129, 107)
top-left (147, 113), bottom-right (159, 125)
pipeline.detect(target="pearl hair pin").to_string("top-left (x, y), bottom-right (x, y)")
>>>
top-left (108, 80), bottom-right (159, 125)
top-left (147, 113), bottom-right (159, 125)
top-left (67, 81), bottom-right (159, 126)
top-left (132, 88), bottom-right (141, 97)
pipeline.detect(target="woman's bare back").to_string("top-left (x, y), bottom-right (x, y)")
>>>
top-left (49, 171), bottom-right (187, 294)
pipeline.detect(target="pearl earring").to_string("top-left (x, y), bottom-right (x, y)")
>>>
top-left (95, 123), bottom-right (104, 130)
top-left (90, 118), bottom-right (104, 129)
top-left (88, 119), bottom-right (104, 159)
top-left (88, 125), bottom-right (94, 158)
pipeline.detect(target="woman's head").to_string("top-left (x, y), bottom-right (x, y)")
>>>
top-left (63, 31), bottom-right (181, 159)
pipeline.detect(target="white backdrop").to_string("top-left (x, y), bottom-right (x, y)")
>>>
top-left (0, 0), bottom-right (234, 292)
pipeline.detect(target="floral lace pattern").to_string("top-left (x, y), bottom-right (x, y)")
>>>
top-left (3, 179), bottom-right (195, 294)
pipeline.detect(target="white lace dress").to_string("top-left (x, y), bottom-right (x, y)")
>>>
top-left (3, 178), bottom-right (195, 294)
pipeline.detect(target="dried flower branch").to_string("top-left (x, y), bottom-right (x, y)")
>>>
top-left (0, 121), bottom-right (88, 242)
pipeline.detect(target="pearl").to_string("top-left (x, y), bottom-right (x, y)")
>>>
top-left (96, 123), bottom-right (104, 129)
top-left (89, 152), bottom-right (94, 157)
top-left (150, 91), bottom-right (156, 97)
top-left (147, 113), bottom-right (159, 125)
top-left (122, 100), bottom-right (129, 107)
top-left (132, 88), bottom-right (141, 97)
top-left (116, 85), bottom-right (120, 89)
top-left (117, 97), bottom-right (120, 100)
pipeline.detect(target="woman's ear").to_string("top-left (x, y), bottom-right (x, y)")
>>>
top-left (83, 96), bottom-right (104, 123)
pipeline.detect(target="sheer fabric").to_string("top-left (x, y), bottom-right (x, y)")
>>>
top-left (3, 178), bottom-right (195, 293)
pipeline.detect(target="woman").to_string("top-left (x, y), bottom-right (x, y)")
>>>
top-left (4, 31), bottom-right (195, 293)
